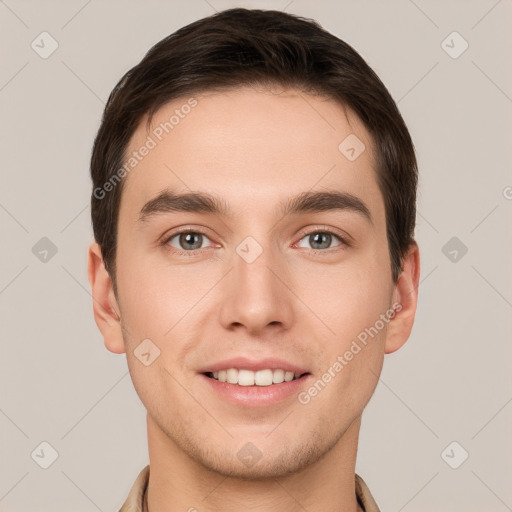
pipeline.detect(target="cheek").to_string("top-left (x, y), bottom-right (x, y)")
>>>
top-left (116, 247), bottom-right (220, 341)
top-left (302, 262), bottom-right (390, 412)
top-left (294, 253), bottom-right (392, 341)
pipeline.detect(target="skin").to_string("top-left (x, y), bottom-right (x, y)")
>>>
top-left (88, 85), bottom-right (420, 512)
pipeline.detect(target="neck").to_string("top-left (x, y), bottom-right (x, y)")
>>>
top-left (145, 414), bottom-right (365, 512)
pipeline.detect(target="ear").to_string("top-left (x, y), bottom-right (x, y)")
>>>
top-left (384, 242), bottom-right (420, 354)
top-left (87, 242), bottom-right (125, 354)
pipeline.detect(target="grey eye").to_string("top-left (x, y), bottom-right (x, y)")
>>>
top-left (297, 232), bottom-right (342, 250)
top-left (168, 232), bottom-right (210, 251)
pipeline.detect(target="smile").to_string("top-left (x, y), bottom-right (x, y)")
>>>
top-left (204, 368), bottom-right (305, 386)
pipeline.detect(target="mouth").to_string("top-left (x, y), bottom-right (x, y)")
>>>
top-left (203, 368), bottom-right (309, 386)
top-left (197, 357), bottom-right (311, 406)
top-left (200, 368), bottom-right (312, 407)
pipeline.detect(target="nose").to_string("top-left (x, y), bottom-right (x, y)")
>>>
top-left (218, 240), bottom-right (294, 335)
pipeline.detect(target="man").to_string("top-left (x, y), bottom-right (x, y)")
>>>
top-left (88, 8), bottom-right (420, 511)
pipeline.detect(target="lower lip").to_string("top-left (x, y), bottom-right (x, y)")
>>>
top-left (200, 373), bottom-right (311, 407)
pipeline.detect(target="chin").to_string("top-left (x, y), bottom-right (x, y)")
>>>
top-left (183, 431), bottom-right (327, 481)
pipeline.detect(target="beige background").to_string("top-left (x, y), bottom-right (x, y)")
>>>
top-left (1, 0), bottom-right (511, 510)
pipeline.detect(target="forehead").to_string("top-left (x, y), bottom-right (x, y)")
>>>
top-left (120, 86), bottom-right (382, 222)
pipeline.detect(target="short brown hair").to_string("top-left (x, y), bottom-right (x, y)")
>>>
top-left (90, 8), bottom-right (417, 289)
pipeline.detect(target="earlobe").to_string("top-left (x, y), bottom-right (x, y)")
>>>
top-left (87, 242), bottom-right (126, 354)
top-left (384, 242), bottom-right (421, 354)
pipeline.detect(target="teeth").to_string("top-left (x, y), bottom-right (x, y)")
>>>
top-left (226, 368), bottom-right (238, 384)
top-left (272, 369), bottom-right (284, 383)
top-left (255, 369), bottom-right (273, 386)
top-left (238, 369), bottom-right (254, 386)
top-left (208, 368), bottom-right (303, 386)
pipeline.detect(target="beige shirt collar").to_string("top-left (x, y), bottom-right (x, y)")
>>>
top-left (119, 465), bottom-right (380, 512)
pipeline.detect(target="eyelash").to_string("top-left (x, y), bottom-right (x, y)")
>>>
top-left (161, 227), bottom-right (351, 257)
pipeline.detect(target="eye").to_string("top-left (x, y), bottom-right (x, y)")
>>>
top-left (296, 230), bottom-right (346, 251)
top-left (165, 230), bottom-right (213, 252)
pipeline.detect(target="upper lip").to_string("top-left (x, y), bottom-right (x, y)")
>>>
top-left (198, 357), bottom-right (309, 375)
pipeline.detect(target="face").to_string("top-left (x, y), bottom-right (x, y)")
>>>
top-left (93, 86), bottom-right (413, 479)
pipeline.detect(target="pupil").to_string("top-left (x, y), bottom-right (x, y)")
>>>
top-left (311, 233), bottom-right (331, 249)
top-left (181, 233), bottom-right (202, 250)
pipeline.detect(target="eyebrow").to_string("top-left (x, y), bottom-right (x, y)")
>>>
top-left (138, 189), bottom-right (373, 225)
